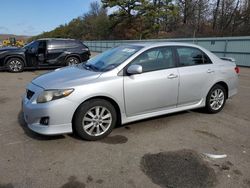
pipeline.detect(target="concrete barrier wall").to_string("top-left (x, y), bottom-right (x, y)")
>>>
top-left (84, 36), bottom-right (250, 67)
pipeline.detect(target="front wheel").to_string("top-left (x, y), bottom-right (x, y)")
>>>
top-left (205, 84), bottom-right (226, 114)
top-left (6, 58), bottom-right (24, 72)
top-left (73, 99), bottom-right (117, 141)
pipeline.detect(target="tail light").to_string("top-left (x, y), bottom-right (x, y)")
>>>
top-left (235, 66), bottom-right (240, 74)
top-left (83, 48), bottom-right (89, 51)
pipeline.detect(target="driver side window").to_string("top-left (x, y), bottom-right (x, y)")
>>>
top-left (28, 41), bottom-right (39, 53)
top-left (130, 47), bottom-right (174, 73)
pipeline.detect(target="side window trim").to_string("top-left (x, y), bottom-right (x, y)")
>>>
top-left (174, 46), bottom-right (212, 67)
top-left (123, 46), bottom-right (177, 76)
top-left (202, 52), bottom-right (213, 64)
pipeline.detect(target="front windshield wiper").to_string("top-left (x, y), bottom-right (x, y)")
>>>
top-left (83, 64), bottom-right (99, 71)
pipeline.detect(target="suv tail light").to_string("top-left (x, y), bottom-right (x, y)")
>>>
top-left (235, 66), bottom-right (240, 74)
top-left (83, 48), bottom-right (89, 51)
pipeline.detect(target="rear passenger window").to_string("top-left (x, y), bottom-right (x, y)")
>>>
top-left (176, 47), bottom-right (211, 66)
top-left (130, 47), bottom-right (175, 73)
top-left (47, 40), bottom-right (64, 50)
top-left (64, 41), bottom-right (80, 48)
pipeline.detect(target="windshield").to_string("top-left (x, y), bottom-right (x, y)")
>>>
top-left (83, 45), bottom-right (142, 72)
top-left (22, 41), bottom-right (35, 49)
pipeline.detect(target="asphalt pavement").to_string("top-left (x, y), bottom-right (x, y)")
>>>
top-left (0, 64), bottom-right (249, 188)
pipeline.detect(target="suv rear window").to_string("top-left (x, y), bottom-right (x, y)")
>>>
top-left (64, 40), bottom-right (83, 48)
top-left (47, 40), bottom-right (83, 49)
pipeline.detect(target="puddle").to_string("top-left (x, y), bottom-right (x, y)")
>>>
top-left (86, 175), bottom-right (93, 183)
top-left (243, 179), bottom-right (250, 186)
top-left (86, 175), bottom-right (104, 185)
top-left (0, 183), bottom-right (14, 188)
top-left (233, 169), bottom-right (242, 176)
top-left (99, 135), bottom-right (128, 144)
top-left (219, 161), bottom-right (233, 171)
top-left (125, 126), bottom-right (131, 130)
top-left (127, 179), bottom-right (136, 188)
top-left (96, 179), bottom-right (104, 184)
top-left (195, 130), bottom-right (222, 140)
top-left (141, 149), bottom-right (217, 188)
top-left (61, 176), bottom-right (85, 188)
top-left (0, 97), bottom-right (9, 104)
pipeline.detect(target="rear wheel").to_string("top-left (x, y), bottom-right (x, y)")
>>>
top-left (205, 84), bottom-right (226, 114)
top-left (6, 58), bottom-right (24, 72)
top-left (66, 57), bottom-right (80, 66)
top-left (73, 99), bottom-right (117, 141)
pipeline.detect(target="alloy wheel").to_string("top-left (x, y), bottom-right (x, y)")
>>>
top-left (67, 58), bottom-right (78, 66)
top-left (209, 88), bottom-right (224, 111)
top-left (9, 60), bottom-right (23, 72)
top-left (82, 106), bottom-right (112, 136)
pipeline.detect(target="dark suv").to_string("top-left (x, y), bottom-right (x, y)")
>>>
top-left (0, 38), bottom-right (91, 72)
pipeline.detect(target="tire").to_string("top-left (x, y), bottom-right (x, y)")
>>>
top-left (73, 99), bottom-right (117, 141)
top-left (205, 84), bottom-right (226, 114)
top-left (6, 58), bottom-right (24, 72)
top-left (66, 56), bottom-right (80, 66)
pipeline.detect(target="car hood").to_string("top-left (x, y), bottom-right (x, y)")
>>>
top-left (32, 65), bottom-right (102, 89)
top-left (0, 47), bottom-right (23, 52)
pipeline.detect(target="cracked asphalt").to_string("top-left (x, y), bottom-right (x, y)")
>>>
top-left (0, 63), bottom-right (249, 188)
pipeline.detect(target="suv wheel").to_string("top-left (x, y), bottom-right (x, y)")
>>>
top-left (73, 99), bottom-right (117, 141)
top-left (6, 58), bottom-right (24, 72)
top-left (66, 57), bottom-right (80, 66)
top-left (205, 84), bottom-right (226, 114)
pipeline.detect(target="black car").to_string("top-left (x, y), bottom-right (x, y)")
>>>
top-left (0, 38), bottom-right (91, 72)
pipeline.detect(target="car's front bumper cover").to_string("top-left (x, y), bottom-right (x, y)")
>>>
top-left (22, 83), bottom-right (78, 135)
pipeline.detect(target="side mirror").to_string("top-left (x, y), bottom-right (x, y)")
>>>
top-left (127, 64), bottom-right (142, 75)
top-left (38, 54), bottom-right (45, 61)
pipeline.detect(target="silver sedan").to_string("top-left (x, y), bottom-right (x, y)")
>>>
top-left (22, 42), bottom-right (239, 140)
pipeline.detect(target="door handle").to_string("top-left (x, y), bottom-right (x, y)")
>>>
top-left (207, 69), bottom-right (215, 73)
top-left (168, 73), bottom-right (178, 79)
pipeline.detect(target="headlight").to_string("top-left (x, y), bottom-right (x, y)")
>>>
top-left (37, 89), bottom-right (74, 103)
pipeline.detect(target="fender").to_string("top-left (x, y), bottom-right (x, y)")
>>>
top-left (4, 55), bottom-right (27, 66)
top-left (71, 94), bottom-right (123, 126)
top-left (77, 93), bottom-right (123, 113)
top-left (205, 79), bottom-right (229, 99)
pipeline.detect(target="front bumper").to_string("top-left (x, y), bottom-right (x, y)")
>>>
top-left (22, 83), bottom-right (78, 135)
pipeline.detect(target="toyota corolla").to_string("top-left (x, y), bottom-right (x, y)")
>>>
top-left (22, 42), bottom-right (239, 140)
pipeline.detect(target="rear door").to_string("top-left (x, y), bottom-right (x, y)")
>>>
top-left (124, 47), bottom-right (179, 116)
top-left (46, 40), bottom-right (66, 66)
top-left (175, 46), bottom-right (215, 106)
top-left (65, 40), bottom-right (90, 62)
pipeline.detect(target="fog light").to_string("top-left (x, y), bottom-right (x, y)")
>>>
top-left (40, 117), bottom-right (49, 125)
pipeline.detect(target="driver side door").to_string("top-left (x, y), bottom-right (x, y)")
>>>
top-left (123, 47), bottom-right (179, 117)
top-left (25, 41), bottom-right (39, 67)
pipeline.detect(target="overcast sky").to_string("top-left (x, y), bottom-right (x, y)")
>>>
top-left (0, 0), bottom-right (100, 36)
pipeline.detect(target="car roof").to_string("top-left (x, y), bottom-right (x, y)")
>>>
top-left (126, 42), bottom-right (221, 63)
top-left (128, 42), bottom-right (202, 49)
top-left (37, 38), bottom-right (78, 41)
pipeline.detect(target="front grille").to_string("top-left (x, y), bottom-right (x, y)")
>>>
top-left (26, 90), bottom-right (35, 100)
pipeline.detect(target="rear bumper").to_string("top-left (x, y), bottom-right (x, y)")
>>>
top-left (228, 88), bottom-right (238, 98)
